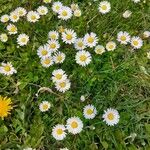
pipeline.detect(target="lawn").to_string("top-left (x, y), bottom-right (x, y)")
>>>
top-left (0, 0), bottom-right (150, 150)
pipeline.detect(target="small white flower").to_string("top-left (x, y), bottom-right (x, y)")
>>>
top-left (74, 38), bottom-right (86, 50)
top-left (123, 10), bottom-right (132, 18)
top-left (23, 148), bottom-right (36, 150)
top-left (0, 14), bottom-right (9, 23)
top-left (9, 11), bottom-right (20, 22)
top-left (52, 124), bottom-right (67, 140)
top-left (0, 62), bottom-right (17, 76)
top-left (43, 0), bottom-right (52, 3)
top-left (94, 45), bottom-right (105, 54)
top-left (75, 50), bottom-right (92, 67)
top-left (106, 41), bottom-right (116, 51)
top-left (83, 104), bottom-right (97, 119)
top-left (147, 51), bottom-right (150, 59)
top-left (48, 30), bottom-right (59, 40)
top-left (47, 40), bottom-right (60, 53)
top-left (53, 51), bottom-right (66, 64)
top-left (6, 24), bottom-right (17, 35)
top-left (143, 31), bottom-right (150, 38)
top-left (52, 69), bottom-right (67, 83)
top-left (15, 7), bottom-right (27, 17)
top-left (66, 117), bottom-right (83, 134)
top-left (27, 11), bottom-right (40, 23)
top-left (60, 148), bottom-right (69, 150)
top-left (62, 29), bottom-right (77, 44)
top-left (17, 33), bottom-right (29, 46)
top-left (58, 6), bottom-right (73, 20)
top-left (117, 31), bottom-right (131, 45)
top-left (80, 95), bottom-right (85, 102)
top-left (55, 79), bottom-right (71, 93)
top-left (37, 6), bottom-right (48, 15)
top-left (132, 0), bottom-right (141, 3)
top-left (71, 3), bottom-right (79, 11)
top-left (39, 101), bottom-right (51, 112)
top-left (41, 56), bottom-right (54, 67)
top-left (131, 36), bottom-right (143, 49)
top-left (102, 108), bottom-right (120, 126)
top-left (84, 32), bottom-right (98, 48)
top-left (0, 33), bottom-right (8, 42)
top-left (52, 1), bottom-right (63, 13)
top-left (98, 1), bottom-right (111, 14)
top-left (74, 9), bottom-right (82, 17)
top-left (37, 45), bottom-right (51, 58)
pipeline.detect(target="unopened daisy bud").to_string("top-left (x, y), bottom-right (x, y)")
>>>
top-left (0, 33), bottom-right (8, 42)
top-left (74, 9), bottom-right (82, 17)
top-left (80, 95), bottom-right (85, 102)
top-left (60, 148), bottom-right (69, 150)
top-left (58, 26), bottom-right (65, 33)
top-left (123, 10), bottom-right (132, 18)
top-left (71, 3), bottom-right (79, 11)
top-left (147, 52), bottom-right (150, 59)
top-left (143, 31), bottom-right (150, 38)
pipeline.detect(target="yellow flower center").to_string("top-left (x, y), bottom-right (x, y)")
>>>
top-left (71, 121), bottom-right (78, 128)
top-left (42, 104), bottom-right (48, 110)
top-left (41, 10), bottom-right (45, 13)
top-left (4, 17), bottom-right (8, 22)
top-left (0, 96), bottom-right (13, 119)
top-left (41, 50), bottom-right (48, 56)
top-left (62, 11), bottom-right (67, 16)
top-left (78, 42), bottom-right (83, 47)
top-left (13, 15), bottom-right (18, 20)
top-left (50, 34), bottom-right (56, 39)
top-left (44, 58), bottom-right (51, 65)
top-left (55, 6), bottom-right (60, 11)
top-left (108, 44), bottom-right (114, 49)
top-left (66, 34), bottom-right (72, 40)
top-left (87, 37), bottom-right (94, 43)
top-left (120, 36), bottom-right (126, 41)
top-left (87, 109), bottom-right (93, 115)
top-left (133, 40), bottom-right (138, 46)
top-left (57, 55), bottom-right (63, 62)
top-left (19, 11), bottom-right (23, 15)
top-left (107, 113), bottom-right (114, 120)
top-left (56, 129), bottom-right (63, 135)
top-left (80, 55), bottom-right (87, 62)
top-left (50, 43), bottom-right (56, 49)
top-left (55, 74), bottom-right (62, 80)
top-left (59, 82), bottom-right (66, 88)
top-left (21, 38), bottom-right (26, 43)
top-left (31, 15), bottom-right (36, 20)
top-left (10, 26), bottom-right (17, 32)
top-left (4, 65), bottom-right (11, 72)
top-left (101, 5), bottom-right (107, 10)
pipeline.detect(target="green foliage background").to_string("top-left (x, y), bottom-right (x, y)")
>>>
top-left (0, 0), bottom-right (150, 149)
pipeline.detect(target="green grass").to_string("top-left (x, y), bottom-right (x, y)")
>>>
top-left (0, 0), bottom-right (150, 149)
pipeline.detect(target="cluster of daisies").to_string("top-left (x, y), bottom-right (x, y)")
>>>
top-left (52, 1), bottom-right (82, 20)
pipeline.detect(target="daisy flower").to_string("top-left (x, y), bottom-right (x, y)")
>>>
top-left (0, 33), bottom-right (8, 42)
top-left (27, 11), bottom-right (40, 23)
top-left (47, 40), bottom-right (60, 52)
top-left (71, 3), bottom-right (79, 11)
top-left (7, 24), bottom-right (17, 35)
top-left (130, 36), bottom-right (143, 49)
top-left (84, 32), bottom-right (98, 48)
top-left (17, 33), bottom-right (29, 46)
top-left (15, 7), bottom-right (27, 17)
top-left (106, 41), bottom-right (116, 51)
top-left (53, 52), bottom-right (66, 64)
top-left (102, 108), bottom-right (120, 126)
top-left (0, 62), bottom-right (17, 76)
top-left (37, 45), bottom-right (51, 58)
top-left (52, 1), bottom-right (63, 13)
top-left (74, 38), bottom-right (86, 50)
top-left (9, 11), bottom-right (20, 22)
top-left (52, 69), bottom-right (67, 83)
top-left (83, 104), bottom-right (97, 119)
top-left (94, 45), bottom-right (105, 55)
top-left (62, 29), bottom-right (77, 44)
top-left (23, 148), bottom-right (35, 150)
top-left (66, 117), bottom-right (83, 134)
top-left (43, 0), bottom-right (52, 3)
top-left (39, 101), bottom-right (51, 112)
top-left (55, 79), bottom-right (71, 93)
top-left (60, 148), bottom-right (68, 150)
top-left (143, 31), bottom-right (150, 38)
top-left (52, 124), bottom-right (67, 140)
top-left (0, 14), bottom-right (9, 23)
top-left (123, 10), bottom-right (132, 18)
top-left (74, 9), bottom-right (82, 17)
top-left (80, 95), bottom-right (85, 102)
top-left (132, 0), bottom-right (141, 3)
top-left (117, 31), bottom-right (130, 45)
top-left (98, 1), bottom-right (111, 14)
top-left (48, 30), bottom-right (59, 40)
top-left (75, 50), bottom-right (92, 67)
top-left (37, 6), bottom-right (48, 15)
top-left (40, 56), bottom-right (54, 67)
top-left (0, 96), bottom-right (13, 119)
top-left (58, 6), bottom-right (73, 20)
